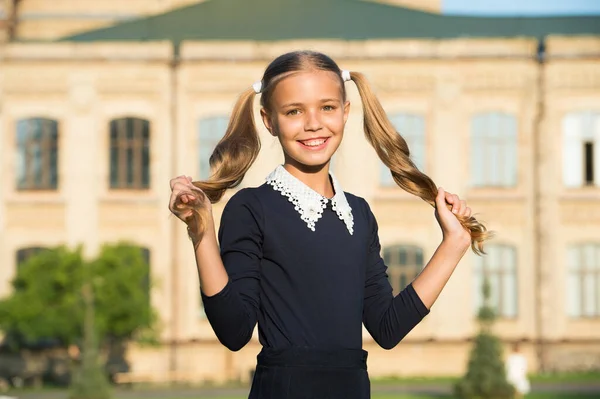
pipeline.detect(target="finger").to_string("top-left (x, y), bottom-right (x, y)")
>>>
top-left (450, 195), bottom-right (460, 213)
top-left (170, 175), bottom-right (188, 190)
top-left (435, 187), bottom-right (449, 212)
top-left (170, 189), bottom-right (193, 210)
top-left (186, 180), bottom-right (203, 193)
top-left (444, 191), bottom-right (456, 204)
top-left (463, 207), bottom-right (472, 218)
top-left (173, 181), bottom-right (195, 194)
top-left (454, 199), bottom-right (466, 215)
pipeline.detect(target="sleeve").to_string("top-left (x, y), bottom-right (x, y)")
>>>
top-left (200, 189), bottom-right (263, 352)
top-left (362, 199), bottom-right (430, 350)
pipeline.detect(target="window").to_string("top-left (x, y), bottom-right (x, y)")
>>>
top-left (16, 247), bottom-right (49, 268)
top-left (473, 245), bottom-right (518, 318)
top-left (567, 244), bottom-right (600, 318)
top-left (16, 118), bottom-right (59, 190)
top-left (380, 114), bottom-right (426, 186)
top-left (470, 112), bottom-right (518, 187)
top-left (563, 111), bottom-right (600, 187)
top-left (584, 142), bottom-right (594, 184)
top-left (383, 245), bottom-right (424, 295)
top-left (109, 117), bottom-right (150, 189)
top-left (198, 116), bottom-right (228, 180)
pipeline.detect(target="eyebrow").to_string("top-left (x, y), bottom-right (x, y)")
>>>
top-left (281, 99), bottom-right (340, 108)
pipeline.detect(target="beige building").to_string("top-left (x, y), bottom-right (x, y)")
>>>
top-left (1, 0), bottom-right (599, 384)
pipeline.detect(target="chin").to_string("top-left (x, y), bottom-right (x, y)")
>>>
top-left (288, 155), bottom-right (332, 171)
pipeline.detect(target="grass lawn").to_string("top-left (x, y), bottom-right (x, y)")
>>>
top-left (8, 390), bottom-right (599, 399)
top-left (372, 371), bottom-right (600, 385)
top-left (136, 396), bottom-right (599, 399)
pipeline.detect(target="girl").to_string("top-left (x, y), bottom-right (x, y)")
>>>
top-left (168, 51), bottom-right (490, 399)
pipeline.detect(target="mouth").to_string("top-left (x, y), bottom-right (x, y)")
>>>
top-left (297, 137), bottom-right (330, 150)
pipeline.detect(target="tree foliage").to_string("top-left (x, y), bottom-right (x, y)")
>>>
top-left (0, 245), bottom-right (85, 347)
top-left (454, 280), bottom-right (516, 399)
top-left (0, 242), bottom-right (157, 348)
top-left (69, 284), bottom-right (111, 399)
top-left (91, 242), bottom-right (156, 342)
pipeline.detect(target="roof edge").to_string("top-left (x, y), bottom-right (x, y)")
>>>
top-left (180, 38), bottom-right (539, 61)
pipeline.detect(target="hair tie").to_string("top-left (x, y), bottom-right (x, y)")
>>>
top-left (252, 81), bottom-right (262, 94)
top-left (341, 70), bottom-right (351, 82)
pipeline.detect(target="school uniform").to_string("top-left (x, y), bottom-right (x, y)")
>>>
top-left (201, 165), bottom-right (429, 399)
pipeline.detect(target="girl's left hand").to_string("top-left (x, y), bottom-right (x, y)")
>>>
top-left (434, 187), bottom-right (472, 244)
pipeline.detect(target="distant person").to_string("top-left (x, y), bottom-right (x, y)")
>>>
top-left (168, 50), bottom-right (491, 398)
top-left (506, 342), bottom-right (531, 397)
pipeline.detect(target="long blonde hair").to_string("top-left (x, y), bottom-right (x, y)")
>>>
top-left (178, 51), bottom-right (491, 254)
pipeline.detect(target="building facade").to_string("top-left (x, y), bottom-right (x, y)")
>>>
top-left (1, 0), bottom-right (599, 384)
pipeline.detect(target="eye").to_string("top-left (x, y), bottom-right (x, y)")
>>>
top-left (323, 105), bottom-right (336, 111)
top-left (286, 109), bottom-right (300, 116)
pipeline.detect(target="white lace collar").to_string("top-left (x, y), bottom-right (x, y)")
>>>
top-left (266, 165), bottom-right (354, 235)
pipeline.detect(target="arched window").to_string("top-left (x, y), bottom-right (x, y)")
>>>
top-left (380, 114), bottom-right (426, 186)
top-left (382, 245), bottom-right (424, 295)
top-left (16, 118), bottom-right (59, 190)
top-left (198, 116), bottom-right (228, 180)
top-left (470, 112), bottom-right (518, 187)
top-left (16, 247), bottom-right (49, 269)
top-left (473, 245), bottom-right (518, 318)
top-left (109, 117), bottom-right (150, 189)
top-left (563, 111), bottom-right (600, 187)
top-left (566, 243), bottom-right (600, 318)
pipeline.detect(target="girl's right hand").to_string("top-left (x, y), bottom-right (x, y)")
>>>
top-left (168, 175), bottom-right (211, 224)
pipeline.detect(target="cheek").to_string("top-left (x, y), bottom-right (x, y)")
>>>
top-left (325, 113), bottom-right (346, 133)
top-left (275, 116), bottom-right (303, 138)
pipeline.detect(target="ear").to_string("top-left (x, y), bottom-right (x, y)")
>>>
top-left (260, 108), bottom-right (276, 136)
top-left (343, 101), bottom-right (351, 125)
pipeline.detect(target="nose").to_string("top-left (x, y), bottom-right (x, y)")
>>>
top-left (304, 109), bottom-right (322, 132)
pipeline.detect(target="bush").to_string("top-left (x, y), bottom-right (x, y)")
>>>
top-left (455, 280), bottom-right (516, 399)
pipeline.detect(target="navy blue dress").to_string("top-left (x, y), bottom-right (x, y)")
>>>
top-left (201, 183), bottom-right (429, 398)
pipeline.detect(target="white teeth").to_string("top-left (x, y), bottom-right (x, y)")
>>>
top-left (301, 139), bottom-right (326, 147)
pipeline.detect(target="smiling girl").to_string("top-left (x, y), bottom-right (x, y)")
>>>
top-left (168, 51), bottom-right (490, 399)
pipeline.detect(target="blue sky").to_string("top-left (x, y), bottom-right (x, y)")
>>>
top-left (443, 0), bottom-right (600, 16)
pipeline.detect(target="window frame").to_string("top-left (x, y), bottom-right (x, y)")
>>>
top-left (16, 117), bottom-right (59, 191)
top-left (562, 111), bottom-right (600, 188)
top-left (566, 243), bottom-right (600, 319)
top-left (382, 244), bottom-right (424, 296)
top-left (469, 112), bottom-right (518, 188)
top-left (109, 117), bottom-right (151, 190)
top-left (473, 244), bottom-right (519, 319)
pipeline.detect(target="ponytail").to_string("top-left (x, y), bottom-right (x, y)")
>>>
top-left (176, 87), bottom-right (261, 243)
top-left (349, 72), bottom-right (492, 255)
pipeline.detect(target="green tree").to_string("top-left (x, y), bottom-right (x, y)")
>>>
top-left (0, 242), bottom-right (157, 390)
top-left (0, 245), bottom-right (85, 346)
top-left (69, 283), bottom-right (111, 399)
top-left (91, 242), bottom-right (156, 343)
top-left (455, 280), bottom-right (516, 399)
top-left (0, 242), bottom-right (156, 347)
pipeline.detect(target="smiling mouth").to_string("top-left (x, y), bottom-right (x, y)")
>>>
top-left (298, 137), bottom-right (329, 148)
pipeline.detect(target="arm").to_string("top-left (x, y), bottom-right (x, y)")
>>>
top-left (193, 190), bottom-right (263, 352)
top-left (411, 237), bottom-right (469, 309)
top-left (362, 188), bottom-right (472, 349)
top-left (411, 187), bottom-right (471, 309)
top-left (169, 177), bottom-right (261, 351)
top-left (362, 201), bottom-right (430, 350)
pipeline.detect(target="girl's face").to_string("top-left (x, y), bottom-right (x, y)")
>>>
top-left (261, 70), bottom-right (350, 171)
